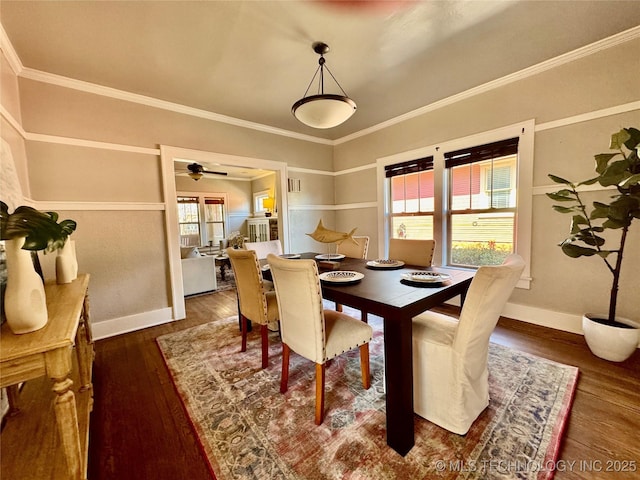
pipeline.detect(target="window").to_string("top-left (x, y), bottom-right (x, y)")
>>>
top-left (204, 198), bottom-right (226, 248)
top-left (253, 190), bottom-right (271, 215)
top-left (444, 137), bottom-right (518, 267)
top-left (380, 122), bottom-right (533, 284)
top-left (177, 195), bottom-right (226, 248)
top-left (385, 157), bottom-right (435, 240)
top-left (177, 196), bottom-right (201, 247)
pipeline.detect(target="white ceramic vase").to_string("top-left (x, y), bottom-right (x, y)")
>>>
top-left (4, 237), bottom-right (48, 334)
top-left (56, 238), bottom-right (78, 284)
top-left (582, 313), bottom-right (640, 362)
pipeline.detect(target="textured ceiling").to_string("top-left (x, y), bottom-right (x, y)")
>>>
top-left (2, 0), bottom-right (640, 142)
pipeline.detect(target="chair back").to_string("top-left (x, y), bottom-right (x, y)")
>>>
top-left (226, 248), bottom-right (269, 325)
top-left (336, 236), bottom-right (370, 259)
top-left (244, 240), bottom-right (283, 260)
top-left (267, 254), bottom-right (325, 363)
top-left (453, 254), bottom-right (525, 375)
top-left (388, 238), bottom-right (435, 266)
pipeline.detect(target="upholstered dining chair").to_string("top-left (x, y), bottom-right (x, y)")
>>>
top-left (335, 235), bottom-right (370, 319)
top-left (336, 235), bottom-right (370, 259)
top-left (226, 247), bottom-right (279, 369)
top-left (244, 240), bottom-right (283, 260)
top-left (388, 238), bottom-right (435, 267)
top-left (411, 254), bottom-right (525, 434)
top-left (267, 254), bottom-right (373, 425)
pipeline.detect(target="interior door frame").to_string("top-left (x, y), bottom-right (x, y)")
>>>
top-left (160, 145), bottom-right (290, 320)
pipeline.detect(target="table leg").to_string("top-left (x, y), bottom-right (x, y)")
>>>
top-left (76, 294), bottom-right (94, 392)
top-left (6, 384), bottom-right (21, 415)
top-left (46, 347), bottom-right (82, 480)
top-left (383, 314), bottom-right (415, 456)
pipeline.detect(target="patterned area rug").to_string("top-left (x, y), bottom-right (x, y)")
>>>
top-left (157, 315), bottom-right (578, 480)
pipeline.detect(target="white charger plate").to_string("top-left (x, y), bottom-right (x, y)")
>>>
top-left (366, 259), bottom-right (405, 269)
top-left (280, 254), bottom-right (301, 259)
top-left (401, 271), bottom-right (451, 283)
top-left (319, 271), bottom-right (364, 284)
top-left (315, 253), bottom-right (346, 260)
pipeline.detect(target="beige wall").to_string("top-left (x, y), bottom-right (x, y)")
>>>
top-left (2, 35), bottom-right (639, 336)
top-left (12, 77), bottom-right (333, 328)
top-left (333, 38), bottom-right (640, 325)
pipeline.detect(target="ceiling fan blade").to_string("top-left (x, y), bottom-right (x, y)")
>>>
top-left (202, 169), bottom-right (228, 176)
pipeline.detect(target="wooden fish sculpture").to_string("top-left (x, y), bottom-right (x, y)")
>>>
top-left (306, 220), bottom-right (358, 245)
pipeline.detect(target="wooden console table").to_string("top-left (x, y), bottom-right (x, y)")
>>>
top-left (1, 274), bottom-right (93, 480)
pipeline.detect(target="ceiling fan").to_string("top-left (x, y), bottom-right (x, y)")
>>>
top-left (184, 162), bottom-right (228, 181)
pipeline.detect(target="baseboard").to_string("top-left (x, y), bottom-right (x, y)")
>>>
top-left (445, 298), bottom-right (583, 334)
top-left (445, 298), bottom-right (640, 348)
top-left (92, 307), bottom-right (175, 340)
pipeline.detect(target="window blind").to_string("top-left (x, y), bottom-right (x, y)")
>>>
top-left (385, 156), bottom-right (434, 178)
top-left (444, 137), bottom-right (519, 168)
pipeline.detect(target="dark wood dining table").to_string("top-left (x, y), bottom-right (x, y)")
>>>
top-left (264, 253), bottom-right (475, 456)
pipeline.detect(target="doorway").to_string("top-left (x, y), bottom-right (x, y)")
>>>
top-left (160, 145), bottom-right (290, 320)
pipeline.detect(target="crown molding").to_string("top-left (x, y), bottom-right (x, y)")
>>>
top-left (0, 24), bottom-right (23, 75)
top-left (4, 23), bottom-right (639, 148)
top-left (19, 67), bottom-right (334, 146)
top-left (334, 25), bottom-right (640, 145)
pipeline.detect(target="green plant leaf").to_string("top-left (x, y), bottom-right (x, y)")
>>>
top-left (619, 173), bottom-right (640, 188)
top-left (552, 205), bottom-right (575, 214)
top-left (560, 242), bottom-right (598, 258)
top-left (599, 159), bottom-right (632, 186)
top-left (595, 153), bottom-right (618, 174)
top-left (610, 129), bottom-right (631, 150)
top-left (578, 177), bottom-right (599, 186)
top-left (548, 174), bottom-right (573, 186)
top-left (546, 192), bottom-right (575, 202)
top-left (623, 127), bottom-right (640, 150)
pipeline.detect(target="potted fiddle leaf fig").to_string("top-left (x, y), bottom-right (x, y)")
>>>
top-left (547, 127), bottom-right (640, 361)
top-left (0, 201), bottom-right (77, 333)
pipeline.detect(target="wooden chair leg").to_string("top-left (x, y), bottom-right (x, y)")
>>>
top-left (335, 302), bottom-right (343, 312)
top-left (261, 324), bottom-right (269, 369)
top-left (359, 343), bottom-right (371, 390)
top-left (280, 343), bottom-right (290, 394)
top-left (361, 310), bottom-right (368, 323)
top-left (240, 315), bottom-right (248, 352)
top-left (315, 363), bottom-right (326, 425)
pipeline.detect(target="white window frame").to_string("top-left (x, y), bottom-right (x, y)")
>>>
top-left (177, 190), bottom-right (229, 249)
top-left (376, 120), bottom-right (533, 289)
top-left (253, 189), bottom-right (271, 216)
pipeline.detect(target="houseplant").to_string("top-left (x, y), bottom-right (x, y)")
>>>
top-left (0, 201), bottom-right (77, 333)
top-left (547, 126), bottom-right (639, 361)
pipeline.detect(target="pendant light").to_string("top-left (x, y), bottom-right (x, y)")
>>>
top-left (292, 42), bottom-right (356, 129)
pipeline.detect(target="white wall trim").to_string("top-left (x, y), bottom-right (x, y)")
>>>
top-left (287, 166), bottom-right (335, 176)
top-left (289, 202), bottom-right (377, 211)
top-left (27, 132), bottom-right (161, 156)
top-left (0, 104), bottom-right (26, 136)
top-left (30, 201), bottom-right (165, 211)
top-left (535, 101), bottom-right (640, 132)
top-left (92, 307), bottom-right (175, 340)
top-left (533, 183), bottom-right (616, 196)
top-left (19, 67), bottom-right (334, 146)
top-left (334, 25), bottom-right (640, 144)
top-left (0, 24), bottom-right (23, 75)
top-left (4, 24), bottom-right (638, 149)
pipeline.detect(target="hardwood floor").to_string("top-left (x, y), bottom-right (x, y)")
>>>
top-left (84, 290), bottom-right (639, 479)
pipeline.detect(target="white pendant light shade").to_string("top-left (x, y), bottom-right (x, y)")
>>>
top-left (292, 42), bottom-right (356, 129)
top-left (292, 94), bottom-right (357, 129)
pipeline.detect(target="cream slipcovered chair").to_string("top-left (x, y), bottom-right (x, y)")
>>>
top-left (244, 240), bottom-right (283, 260)
top-left (267, 254), bottom-right (373, 425)
top-left (336, 235), bottom-right (370, 259)
top-left (388, 238), bottom-right (435, 266)
top-left (411, 254), bottom-right (525, 434)
top-left (226, 248), bottom-right (279, 369)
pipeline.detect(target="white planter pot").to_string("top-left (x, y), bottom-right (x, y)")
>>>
top-left (4, 237), bottom-right (48, 334)
top-left (582, 313), bottom-right (640, 362)
top-left (56, 238), bottom-right (78, 284)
